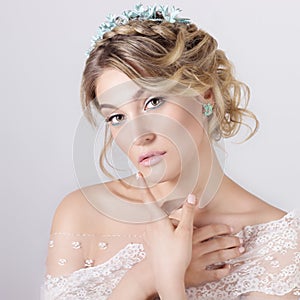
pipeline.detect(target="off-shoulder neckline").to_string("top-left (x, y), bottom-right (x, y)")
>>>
top-left (45, 210), bottom-right (300, 280)
top-left (49, 210), bottom-right (299, 237)
top-left (242, 209), bottom-right (297, 230)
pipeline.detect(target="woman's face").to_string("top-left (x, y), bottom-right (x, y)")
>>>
top-left (95, 68), bottom-right (211, 186)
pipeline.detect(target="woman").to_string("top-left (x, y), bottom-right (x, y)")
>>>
top-left (41, 4), bottom-right (300, 299)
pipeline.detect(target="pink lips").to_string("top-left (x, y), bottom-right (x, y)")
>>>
top-left (138, 151), bottom-right (166, 167)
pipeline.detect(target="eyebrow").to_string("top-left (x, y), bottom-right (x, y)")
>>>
top-left (97, 89), bottom-right (147, 112)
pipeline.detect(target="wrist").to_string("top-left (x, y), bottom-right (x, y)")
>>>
top-left (133, 261), bottom-right (157, 298)
top-left (109, 260), bottom-right (156, 300)
top-left (137, 266), bottom-right (157, 298)
top-left (109, 277), bottom-right (149, 300)
top-left (157, 278), bottom-right (186, 300)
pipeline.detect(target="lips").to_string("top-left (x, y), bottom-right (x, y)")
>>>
top-left (138, 151), bottom-right (166, 167)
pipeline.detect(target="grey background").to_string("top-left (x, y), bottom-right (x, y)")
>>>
top-left (1, 0), bottom-right (299, 299)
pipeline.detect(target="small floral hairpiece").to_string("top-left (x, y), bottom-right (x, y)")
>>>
top-left (86, 3), bottom-right (191, 57)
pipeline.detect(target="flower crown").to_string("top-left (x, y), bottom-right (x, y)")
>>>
top-left (86, 4), bottom-right (191, 57)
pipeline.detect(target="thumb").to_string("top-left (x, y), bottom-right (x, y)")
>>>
top-left (176, 194), bottom-right (197, 233)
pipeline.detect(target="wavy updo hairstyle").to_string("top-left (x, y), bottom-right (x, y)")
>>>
top-left (80, 19), bottom-right (259, 177)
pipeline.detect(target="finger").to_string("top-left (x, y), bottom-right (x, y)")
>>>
top-left (193, 224), bottom-right (234, 243)
top-left (201, 246), bottom-right (244, 266)
top-left (136, 172), bottom-right (156, 203)
top-left (203, 264), bottom-right (231, 282)
top-left (176, 194), bottom-right (196, 233)
top-left (197, 235), bottom-right (243, 255)
top-left (169, 217), bottom-right (179, 227)
top-left (136, 172), bottom-right (167, 220)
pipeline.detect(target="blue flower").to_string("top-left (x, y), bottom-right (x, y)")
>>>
top-left (86, 4), bottom-right (191, 57)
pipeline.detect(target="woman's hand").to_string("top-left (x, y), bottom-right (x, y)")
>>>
top-left (170, 212), bottom-right (244, 287)
top-left (137, 172), bottom-right (197, 300)
top-left (185, 224), bottom-right (244, 286)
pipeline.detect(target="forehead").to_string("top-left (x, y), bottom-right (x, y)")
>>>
top-left (95, 68), bottom-right (144, 108)
top-left (96, 68), bottom-right (134, 95)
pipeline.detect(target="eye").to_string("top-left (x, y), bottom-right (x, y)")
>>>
top-left (106, 114), bottom-right (126, 126)
top-left (144, 96), bottom-right (165, 111)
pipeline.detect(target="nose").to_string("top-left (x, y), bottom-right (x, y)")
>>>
top-left (134, 132), bottom-right (156, 146)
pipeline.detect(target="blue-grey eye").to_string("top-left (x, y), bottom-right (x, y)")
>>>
top-left (144, 96), bottom-right (165, 110)
top-left (106, 114), bottom-right (125, 126)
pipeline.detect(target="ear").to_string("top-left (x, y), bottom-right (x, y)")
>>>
top-left (203, 88), bottom-right (214, 103)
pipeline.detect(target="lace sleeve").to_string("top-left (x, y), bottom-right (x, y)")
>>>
top-left (186, 210), bottom-right (300, 300)
top-left (40, 232), bottom-right (146, 300)
top-left (44, 232), bottom-right (93, 277)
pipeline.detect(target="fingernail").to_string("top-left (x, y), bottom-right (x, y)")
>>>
top-left (239, 238), bottom-right (244, 244)
top-left (230, 226), bottom-right (235, 233)
top-left (136, 172), bottom-right (141, 180)
top-left (239, 246), bottom-right (245, 253)
top-left (187, 194), bottom-right (196, 205)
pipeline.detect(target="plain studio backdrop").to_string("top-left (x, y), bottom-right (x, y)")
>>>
top-left (1, 0), bottom-right (299, 299)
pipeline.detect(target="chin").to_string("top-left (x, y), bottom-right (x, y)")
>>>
top-left (139, 162), bottom-right (181, 186)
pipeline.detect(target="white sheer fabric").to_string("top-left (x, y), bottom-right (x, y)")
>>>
top-left (41, 210), bottom-right (300, 299)
top-left (187, 210), bottom-right (300, 299)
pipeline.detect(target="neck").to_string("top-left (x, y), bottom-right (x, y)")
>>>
top-left (148, 136), bottom-right (230, 214)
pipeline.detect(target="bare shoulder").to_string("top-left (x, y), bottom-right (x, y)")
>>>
top-left (216, 203), bottom-right (288, 234)
top-left (49, 179), bottom-right (140, 235)
top-left (241, 199), bottom-right (288, 228)
top-left (253, 204), bottom-right (287, 223)
top-left (50, 184), bottom-right (110, 234)
top-left (227, 180), bottom-right (289, 228)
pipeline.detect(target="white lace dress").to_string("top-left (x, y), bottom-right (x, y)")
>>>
top-left (41, 210), bottom-right (300, 299)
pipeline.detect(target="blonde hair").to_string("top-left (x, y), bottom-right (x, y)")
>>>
top-left (80, 19), bottom-right (259, 178)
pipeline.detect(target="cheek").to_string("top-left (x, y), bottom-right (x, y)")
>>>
top-left (108, 127), bottom-right (131, 160)
top-left (172, 109), bottom-right (205, 147)
top-left (189, 120), bottom-right (205, 146)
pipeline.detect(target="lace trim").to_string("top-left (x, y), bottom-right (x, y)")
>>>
top-left (237, 209), bottom-right (300, 235)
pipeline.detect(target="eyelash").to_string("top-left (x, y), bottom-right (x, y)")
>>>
top-left (106, 114), bottom-right (125, 126)
top-left (106, 96), bottom-right (165, 126)
top-left (144, 96), bottom-right (165, 111)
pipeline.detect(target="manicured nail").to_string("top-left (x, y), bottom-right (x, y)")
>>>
top-left (239, 246), bottom-right (245, 253)
top-left (187, 194), bottom-right (196, 204)
top-left (239, 238), bottom-right (244, 244)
